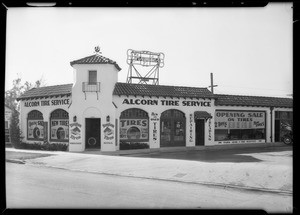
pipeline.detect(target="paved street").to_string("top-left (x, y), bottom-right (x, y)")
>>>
top-left (6, 162), bottom-right (292, 212)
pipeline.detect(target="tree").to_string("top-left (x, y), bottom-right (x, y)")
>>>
top-left (9, 109), bottom-right (22, 148)
top-left (6, 77), bottom-right (46, 148)
top-left (5, 77), bottom-right (46, 111)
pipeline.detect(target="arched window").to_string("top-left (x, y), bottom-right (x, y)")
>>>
top-left (120, 108), bottom-right (149, 141)
top-left (50, 109), bottom-right (69, 142)
top-left (160, 109), bottom-right (186, 147)
top-left (27, 110), bottom-right (44, 140)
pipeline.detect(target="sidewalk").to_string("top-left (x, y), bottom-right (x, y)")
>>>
top-left (6, 146), bottom-right (293, 195)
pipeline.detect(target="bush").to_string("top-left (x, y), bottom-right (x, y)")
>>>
top-left (15, 141), bottom-right (68, 151)
top-left (10, 110), bottom-right (23, 148)
top-left (120, 141), bottom-right (149, 150)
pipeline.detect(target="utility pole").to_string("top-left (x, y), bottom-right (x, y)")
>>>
top-left (209, 73), bottom-right (218, 94)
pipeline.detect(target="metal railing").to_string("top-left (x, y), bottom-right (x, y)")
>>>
top-left (82, 82), bottom-right (100, 92)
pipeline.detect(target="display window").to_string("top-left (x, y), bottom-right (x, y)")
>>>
top-left (27, 110), bottom-right (44, 140)
top-left (275, 111), bottom-right (293, 141)
top-left (215, 110), bottom-right (266, 141)
top-left (160, 109), bottom-right (186, 147)
top-left (50, 109), bottom-right (69, 142)
top-left (120, 108), bottom-right (149, 141)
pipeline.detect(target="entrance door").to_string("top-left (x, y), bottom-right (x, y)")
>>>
top-left (160, 109), bottom-right (186, 147)
top-left (85, 118), bottom-right (101, 149)
top-left (195, 119), bottom-right (205, 146)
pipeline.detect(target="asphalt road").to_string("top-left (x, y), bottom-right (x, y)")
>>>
top-left (6, 162), bottom-right (292, 212)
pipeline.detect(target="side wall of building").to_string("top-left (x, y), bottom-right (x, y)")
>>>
top-left (19, 96), bottom-right (71, 144)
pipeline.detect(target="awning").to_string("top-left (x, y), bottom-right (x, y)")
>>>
top-left (194, 111), bottom-right (212, 121)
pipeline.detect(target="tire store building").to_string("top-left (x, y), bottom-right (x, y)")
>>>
top-left (17, 52), bottom-right (293, 152)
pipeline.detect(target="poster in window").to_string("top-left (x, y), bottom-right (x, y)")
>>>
top-left (215, 111), bottom-right (265, 129)
top-left (120, 119), bottom-right (148, 141)
top-left (50, 119), bottom-right (69, 140)
top-left (28, 120), bottom-right (44, 139)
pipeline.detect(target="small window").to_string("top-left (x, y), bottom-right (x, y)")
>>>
top-left (88, 71), bottom-right (97, 85)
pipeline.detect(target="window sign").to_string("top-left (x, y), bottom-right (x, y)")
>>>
top-left (214, 110), bottom-right (266, 143)
top-left (28, 120), bottom-right (44, 140)
top-left (120, 119), bottom-right (149, 141)
top-left (50, 119), bottom-right (69, 141)
top-left (215, 111), bottom-right (265, 129)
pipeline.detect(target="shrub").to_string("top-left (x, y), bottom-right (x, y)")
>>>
top-left (120, 141), bottom-right (149, 150)
top-left (15, 141), bottom-right (68, 151)
top-left (10, 110), bottom-right (22, 148)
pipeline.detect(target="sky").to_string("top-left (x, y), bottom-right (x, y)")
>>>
top-left (5, 3), bottom-right (293, 98)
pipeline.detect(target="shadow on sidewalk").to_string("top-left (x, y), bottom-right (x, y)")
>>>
top-left (124, 146), bottom-right (292, 163)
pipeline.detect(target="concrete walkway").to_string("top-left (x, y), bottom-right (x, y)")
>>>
top-left (6, 145), bottom-right (293, 195)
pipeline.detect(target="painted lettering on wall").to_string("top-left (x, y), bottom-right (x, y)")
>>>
top-left (120, 119), bottom-right (149, 140)
top-left (150, 112), bottom-right (159, 121)
top-left (28, 120), bottom-right (44, 139)
top-left (215, 111), bottom-right (265, 129)
top-left (218, 139), bottom-right (264, 145)
top-left (189, 114), bottom-right (193, 142)
top-left (122, 99), bottom-right (210, 107)
top-left (51, 120), bottom-right (69, 141)
top-left (69, 122), bottom-right (82, 140)
top-left (208, 119), bottom-right (212, 141)
top-left (24, 98), bottom-right (70, 107)
top-left (153, 122), bottom-right (158, 141)
top-left (102, 123), bottom-right (114, 140)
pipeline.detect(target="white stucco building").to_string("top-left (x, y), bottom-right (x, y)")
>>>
top-left (16, 52), bottom-right (293, 152)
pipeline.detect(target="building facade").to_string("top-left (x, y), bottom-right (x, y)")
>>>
top-left (17, 53), bottom-right (293, 152)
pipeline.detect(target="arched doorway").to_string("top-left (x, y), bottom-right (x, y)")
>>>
top-left (160, 109), bottom-right (186, 147)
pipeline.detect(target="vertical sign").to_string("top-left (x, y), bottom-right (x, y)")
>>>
top-left (44, 122), bottom-right (48, 142)
top-left (208, 119), bottom-right (212, 141)
top-left (189, 114), bottom-right (193, 142)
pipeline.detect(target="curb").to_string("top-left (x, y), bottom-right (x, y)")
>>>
top-left (25, 161), bottom-right (293, 196)
top-left (6, 159), bottom-right (25, 164)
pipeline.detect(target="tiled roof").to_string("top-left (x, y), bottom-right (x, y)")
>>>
top-left (113, 82), bottom-right (215, 98)
top-left (215, 94), bottom-right (293, 108)
top-left (17, 84), bottom-right (72, 101)
top-left (70, 54), bottom-right (121, 71)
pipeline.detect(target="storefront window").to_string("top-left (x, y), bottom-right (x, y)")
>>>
top-left (275, 111), bottom-right (293, 141)
top-left (160, 109), bottom-right (186, 147)
top-left (50, 109), bottom-right (69, 142)
top-left (27, 110), bottom-right (44, 140)
top-left (215, 111), bottom-right (266, 142)
top-left (120, 108), bottom-right (149, 141)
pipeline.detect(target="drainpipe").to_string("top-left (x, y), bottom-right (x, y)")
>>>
top-left (270, 106), bottom-right (274, 142)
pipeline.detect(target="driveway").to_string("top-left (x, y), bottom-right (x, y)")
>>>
top-left (124, 145), bottom-right (292, 163)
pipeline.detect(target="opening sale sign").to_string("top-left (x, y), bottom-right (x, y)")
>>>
top-left (215, 111), bottom-right (265, 129)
